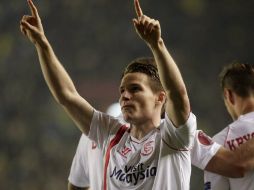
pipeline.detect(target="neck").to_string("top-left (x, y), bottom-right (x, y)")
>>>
top-left (130, 119), bottom-right (161, 140)
top-left (235, 97), bottom-right (254, 118)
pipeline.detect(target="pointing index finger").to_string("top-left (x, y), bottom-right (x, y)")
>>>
top-left (27, 0), bottom-right (39, 19)
top-left (134, 0), bottom-right (143, 17)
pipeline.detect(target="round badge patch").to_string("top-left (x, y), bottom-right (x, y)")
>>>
top-left (141, 141), bottom-right (154, 156)
top-left (198, 131), bottom-right (214, 146)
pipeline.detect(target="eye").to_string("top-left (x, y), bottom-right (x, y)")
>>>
top-left (130, 85), bottom-right (141, 93)
top-left (119, 88), bottom-right (124, 94)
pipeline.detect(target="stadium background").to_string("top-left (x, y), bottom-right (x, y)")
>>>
top-left (0, 0), bottom-right (253, 189)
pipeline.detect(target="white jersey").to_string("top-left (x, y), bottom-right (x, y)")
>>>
top-left (68, 130), bottom-right (220, 190)
top-left (204, 112), bottom-right (254, 190)
top-left (68, 134), bottom-right (103, 189)
top-left (88, 110), bottom-right (196, 190)
top-left (191, 130), bottom-right (221, 170)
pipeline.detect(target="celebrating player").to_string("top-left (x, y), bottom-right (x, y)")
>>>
top-left (204, 63), bottom-right (254, 189)
top-left (20, 0), bottom-right (196, 189)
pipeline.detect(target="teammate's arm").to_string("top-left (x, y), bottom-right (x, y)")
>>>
top-left (68, 182), bottom-right (89, 190)
top-left (133, 0), bottom-right (190, 127)
top-left (206, 137), bottom-right (254, 178)
top-left (20, 0), bottom-right (93, 134)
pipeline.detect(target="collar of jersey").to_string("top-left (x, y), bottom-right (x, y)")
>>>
top-left (129, 128), bottom-right (159, 144)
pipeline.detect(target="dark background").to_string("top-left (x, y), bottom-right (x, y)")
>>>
top-left (0, 0), bottom-right (253, 189)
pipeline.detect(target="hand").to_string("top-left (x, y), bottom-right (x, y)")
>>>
top-left (20, 0), bottom-right (44, 45)
top-left (133, 0), bottom-right (161, 47)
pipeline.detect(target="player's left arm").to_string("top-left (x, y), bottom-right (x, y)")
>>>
top-left (133, 0), bottom-right (190, 127)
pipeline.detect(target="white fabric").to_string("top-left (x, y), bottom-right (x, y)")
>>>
top-left (204, 112), bottom-right (254, 190)
top-left (191, 130), bottom-right (221, 170)
top-left (68, 129), bottom-right (219, 189)
top-left (68, 134), bottom-right (103, 189)
top-left (88, 110), bottom-right (197, 190)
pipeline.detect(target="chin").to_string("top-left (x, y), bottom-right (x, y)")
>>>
top-left (123, 115), bottom-right (131, 122)
top-left (123, 114), bottom-right (133, 123)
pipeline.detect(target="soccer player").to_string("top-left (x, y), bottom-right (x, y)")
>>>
top-left (20, 0), bottom-right (196, 189)
top-left (204, 63), bottom-right (254, 190)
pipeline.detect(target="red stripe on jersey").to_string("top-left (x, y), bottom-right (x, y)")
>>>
top-left (103, 125), bottom-right (128, 190)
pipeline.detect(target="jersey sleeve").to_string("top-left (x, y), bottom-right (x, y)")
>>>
top-left (204, 171), bottom-right (230, 190)
top-left (160, 112), bottom-right (197, 149)
top-left (88, 110), bottom-right (123, 150)
top-left (191, 130), bottom-right (221, 170)
top-left (68, 134), bottom-right (90, 188)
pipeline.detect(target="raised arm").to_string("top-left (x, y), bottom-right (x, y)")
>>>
top-left (205, 138), bottom-right (254, 177)
top-left (133, 0), bottom-right (190, 127)
top-left (20, 0), bottom-right (93, 134)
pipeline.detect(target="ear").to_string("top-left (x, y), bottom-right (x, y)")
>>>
top-left (224, 88), bottom-right (235, 105)
top-left (156, 91), bottom-right (166, 105)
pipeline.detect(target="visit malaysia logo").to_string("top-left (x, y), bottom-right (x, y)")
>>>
top-left (110, 163), bottom-right (157, 185)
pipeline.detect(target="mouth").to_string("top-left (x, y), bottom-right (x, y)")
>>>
top-left (121, 104), bottom-right (134, 110)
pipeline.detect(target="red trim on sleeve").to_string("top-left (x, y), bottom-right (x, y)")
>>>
top-left (103, 125), bottom-right (128, 190)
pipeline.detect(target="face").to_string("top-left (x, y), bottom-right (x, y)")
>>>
top-left (119, 73), bottom-right (161, 124)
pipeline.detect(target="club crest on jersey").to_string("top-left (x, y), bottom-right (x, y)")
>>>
top-left (198, 131), bottom-right (213, 146)
top-left (141, 140), bottom-right (154, 156)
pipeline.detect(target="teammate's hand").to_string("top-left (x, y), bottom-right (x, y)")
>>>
top-left (20, 0), bottom-right (44, 45)
top-left (133, 0), bottom-right (161, 47)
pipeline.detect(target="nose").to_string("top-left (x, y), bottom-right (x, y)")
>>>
top-left (120, 90), bottom-right (131, 102)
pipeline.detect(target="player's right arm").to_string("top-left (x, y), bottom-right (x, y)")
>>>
top-left (205, 147), bottom-right (245, 178)
top-left (20, 0), bottom-right (93, 134)
top-left (205, 137), bottom-right (254, 178)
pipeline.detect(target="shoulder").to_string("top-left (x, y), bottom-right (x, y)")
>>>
top-left (80, 134), bottom-right (91, 144)
top-left (213, 127), bottom-right (229, 145)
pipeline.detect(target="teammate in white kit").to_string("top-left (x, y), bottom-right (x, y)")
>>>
top-left (204, 63), bottom-right (254, 190)
top-left (68, 104), bottom-right (121, 190)
top-left (68, 135), bottom-right (103, 190)
top-left (20, 0), bottom-right (196, 189)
